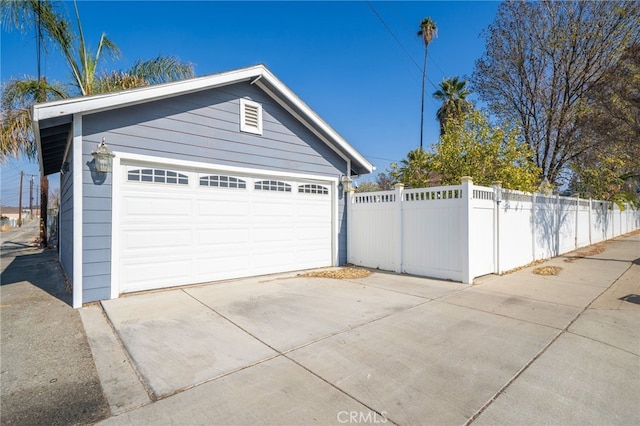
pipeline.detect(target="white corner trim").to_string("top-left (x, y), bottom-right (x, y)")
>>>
top-left (72, 114), bottom-right (83, 308)
top-left (110, 154), bottom-right (121, 299)
top-left (332, 179), bottom-right (339, 267)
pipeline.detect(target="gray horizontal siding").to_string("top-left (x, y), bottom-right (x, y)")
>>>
top-left (81, 139), bottom-right (112, 303)
top-left (82, 82), bottom-right (347, 177)
top-left (78, 80), bottom-right (350, 303)
top-left (59, 147), bottom-right (73, 282)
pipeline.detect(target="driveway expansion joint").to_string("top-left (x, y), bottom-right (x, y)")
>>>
top-left (465, 260), bottom-right (635, 425)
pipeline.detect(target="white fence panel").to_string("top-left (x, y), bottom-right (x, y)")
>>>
top-left (401, 187), bottom-right (464, 281)
top-left (348, 178), bottom-right (639, 284)
top-left (533, 195), bottom-right (557, 260)
top-left (576, 200), bottom-right (591, 247)
top-left (348, 191), bottom-right (398, 271)
top-left (614, 206), bottom-right (624, 236)
top-left (557, 197), bottom-right (578, 255)
top-left (590, 202), bottom-right (607, 244)
top-left (471, 187), bottom-right (495, 277)
top-left (499, 191), bottom-right (535, 271)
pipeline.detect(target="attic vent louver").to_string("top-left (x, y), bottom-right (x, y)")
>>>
top-left (240, 99), bottom-right (263, 135)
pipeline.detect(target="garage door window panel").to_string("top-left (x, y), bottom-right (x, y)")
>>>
top-left (255, 180), bottom-right (291, 192)
top-left (298, 184), bottom-right (329, 195)
top-left (199, 175), bottom-right (247, 189)
top-left (127, 168), bottom-right (188, 185)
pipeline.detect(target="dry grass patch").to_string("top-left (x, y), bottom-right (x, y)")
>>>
top-left (532, 266), bottom-right (563, 276)
top-left (564, 243), bottom-right (605, 263)
top-left (299, 267), bottom-right (371, 279)
top-left (501, 258), bottom-right (547, 275)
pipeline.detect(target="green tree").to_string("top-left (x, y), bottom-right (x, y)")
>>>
top-left (433, 76), bottom-right (472, 135)
top-left (430, 110), bottom-right (540, 191)
top-left (354, 181), bottom-right (380, 193)
top-left (472, 0), bottom-right (639, 184)
top-left (417, 17), bottom-right (437, 149)
top-left (1, 78), bottom-right (67, 160)
top-left (390, 147), bottom-right (434, 188)
top-left (354, 172), bottom-right (396, 192)
top-left (571, 43), bottom-right (640, 203)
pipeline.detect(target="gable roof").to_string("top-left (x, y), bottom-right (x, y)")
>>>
top-left (32, 64), bottom-right (374, 176)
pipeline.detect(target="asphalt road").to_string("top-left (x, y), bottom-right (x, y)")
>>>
top-left (1, 220), bottom-right (109, 425)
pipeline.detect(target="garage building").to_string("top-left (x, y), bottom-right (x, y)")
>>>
top-left (33, 64), bottom-right (373, 307)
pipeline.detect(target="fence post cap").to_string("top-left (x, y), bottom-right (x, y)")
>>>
top-left (394, 182), bottom-right (405, 189)
top-left (461, 176), bottom-right (473, 184)
top-left (492, 180), bottom-right (502, 188)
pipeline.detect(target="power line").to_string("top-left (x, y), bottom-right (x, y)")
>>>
top-left (366, 1), bottom-right (439, 92)
top-left (363, 154), bottom-right (403, 163)
top-left (386, 1), bottom-right (449, 82)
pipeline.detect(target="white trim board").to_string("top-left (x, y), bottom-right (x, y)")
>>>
top-left (72, 114), bottom-right (83, 308)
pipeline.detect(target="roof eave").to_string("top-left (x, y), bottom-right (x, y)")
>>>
top-left (32, 63), bottom-right (374, 176)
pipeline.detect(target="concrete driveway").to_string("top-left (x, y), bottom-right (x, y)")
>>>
top-left (83, 233), bottom-right (640, 425)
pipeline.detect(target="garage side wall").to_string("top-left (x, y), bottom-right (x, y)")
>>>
top-left (59, 142), bottom-right (74, 282)
top-left (80, 81), bottom-right (350, 303)
top-left (81, 137), bottom-right (113, 302)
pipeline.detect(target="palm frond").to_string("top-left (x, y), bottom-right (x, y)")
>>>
top-left (0, 107), bottom-right (36, 161)
top-left (96, 33), bottom-right (120, 62)
top-left (1, 77), bottom-right (68, 161)
top-left (1, 0), bottom-right (73, 57)
top-left (418, 17), bottom-right (438, 45)
top-left (129, 55), bottom-right (195, 85)
top-left (93, 71), bottom-right (147, 93)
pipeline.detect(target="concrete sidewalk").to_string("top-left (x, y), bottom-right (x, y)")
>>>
top-left (1, 220), bottom-right (109, 425)
top-left (84, 232), bottom-right (639, 426)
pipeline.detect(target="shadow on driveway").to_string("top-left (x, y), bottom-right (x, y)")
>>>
top-left (1, 248), bottom-right (72, 307)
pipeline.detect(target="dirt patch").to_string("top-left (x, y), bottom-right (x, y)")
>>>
top-left (298, 268), bottom-right (371, 279)
top-left (532, 266), bottom-right (563, 276)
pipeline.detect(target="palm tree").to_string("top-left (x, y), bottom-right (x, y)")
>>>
top-left (417, 17), bottom-right (437, 149)
top-left (392, 147), bottom-right (433, 188)
top-left (433, 76), bottom-right (472, 135)
top-left (1, 0), bottom-right (195, 244)
top-left (1, 78), bottom-right (67, 160)
top-left (1, 0), bottom-right (195, 158)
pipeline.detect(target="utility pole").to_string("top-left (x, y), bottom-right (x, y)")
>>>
top-left (36, 0), bottom-right (49, 247)
top-left (29, 175), bottom-right (34, 217)
top-left (40, 177), bottom-right (48, 247)
top-left (18, 171), bottom-right (24, 227)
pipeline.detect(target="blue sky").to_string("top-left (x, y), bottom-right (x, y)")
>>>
top-left (1, 0), bottom-right (501, 206)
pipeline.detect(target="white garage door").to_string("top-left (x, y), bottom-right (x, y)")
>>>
top-left (117, 163), bottom-right (333, 293)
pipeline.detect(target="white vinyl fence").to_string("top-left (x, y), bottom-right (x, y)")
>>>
top-left (347, 177), bottom-right (640, 283)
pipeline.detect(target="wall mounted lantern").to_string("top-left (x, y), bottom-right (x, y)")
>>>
top-left (341, 174), bottom-right (353, 192)
top-left (91, 138), bottom-right (115, 173)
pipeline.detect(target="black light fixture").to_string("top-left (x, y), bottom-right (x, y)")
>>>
top-left (91, 138), bottom-right (115, 173)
